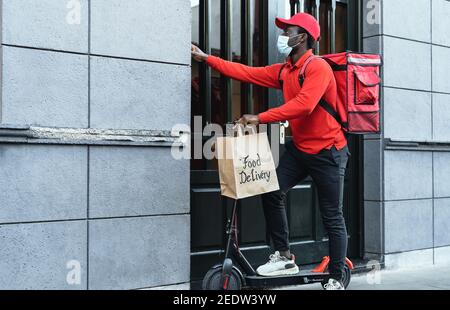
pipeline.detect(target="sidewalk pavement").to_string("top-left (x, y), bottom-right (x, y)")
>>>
top-left (276, 265), bottom-right (450, 290)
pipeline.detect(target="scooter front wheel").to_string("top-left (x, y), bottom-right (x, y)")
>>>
top-left (202, 266), bottom-right (242, 290)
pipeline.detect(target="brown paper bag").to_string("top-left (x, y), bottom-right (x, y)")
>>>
top-left (216, 125), bottom-right (279, 199)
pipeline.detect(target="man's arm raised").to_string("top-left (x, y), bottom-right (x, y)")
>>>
top-left (191, 44), bottom-right (282, 89)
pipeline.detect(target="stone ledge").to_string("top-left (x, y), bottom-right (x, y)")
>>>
top-left (384, 138), bottom-right (450, 152)
top-left (140, 282), bottom-right (190, 290)
top-left (0, 124), bottom-right (188, 147)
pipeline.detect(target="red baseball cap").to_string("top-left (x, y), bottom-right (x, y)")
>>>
top-left (275, 13), bottom-right (321, 41)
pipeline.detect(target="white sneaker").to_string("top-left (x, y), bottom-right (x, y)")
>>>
top-left (256, 251), bottom-right (299, 277)
top-left (323, 278), bottom-right (345, 290)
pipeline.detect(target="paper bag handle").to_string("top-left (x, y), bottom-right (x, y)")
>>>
top-left (232, 124), bottom-right (257, 137)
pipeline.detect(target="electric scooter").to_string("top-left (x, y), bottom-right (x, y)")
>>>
top-left (202, 199), bottom-right (354, 290)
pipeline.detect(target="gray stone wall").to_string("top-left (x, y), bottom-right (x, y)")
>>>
top-left (362, 0), bottom-right (450, 268)
top-left (0, 0), bottom-right (191, 289)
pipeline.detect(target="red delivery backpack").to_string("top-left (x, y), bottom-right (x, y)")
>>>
top-left (279, 52), bottom-right (382, 134)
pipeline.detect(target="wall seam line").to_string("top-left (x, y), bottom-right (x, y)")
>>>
top-left (86, 0), bottom-right (91, 290)
top-left (430, 0), bottom-right (435, 266)
top-left (0, 44), bottom-right (191, 67)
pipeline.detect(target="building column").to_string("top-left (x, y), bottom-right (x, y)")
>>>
top-left (362, 0), bottom-right (450, 269)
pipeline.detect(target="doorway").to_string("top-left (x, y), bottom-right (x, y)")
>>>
top-left (190, 0), bottom-right (363, 286)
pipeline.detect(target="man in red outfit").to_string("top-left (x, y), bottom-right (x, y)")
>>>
top-left (192, 12), bottom-right (350, 290)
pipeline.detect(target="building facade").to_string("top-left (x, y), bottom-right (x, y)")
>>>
top-left (0, 0), bottom-right (449, 290)
top-left (0, 0), bottom-right (191, 289)
top-left (362, 0), bottom-right (450, 268)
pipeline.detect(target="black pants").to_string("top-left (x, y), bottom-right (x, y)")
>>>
top-left (261, 140), bottom-right (350, 281)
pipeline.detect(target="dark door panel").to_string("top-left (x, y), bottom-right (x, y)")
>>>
top-left (239, 196), bottom-right (266, 245)
top-left (288, 183), bottom-right (315, 241)
top-left (191, 187), bottom-right (223, 250)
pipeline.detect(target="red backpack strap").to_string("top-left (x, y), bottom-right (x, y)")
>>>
top-left (278, 63), bottom-right (287, 89)
top-left (279, 56), bottom-right (317, 89)
top-left (299, 55), bottom-right (319, 87)
top-left (298, 55), bottom-right (347, 131)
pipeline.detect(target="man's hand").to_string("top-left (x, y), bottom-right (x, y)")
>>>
top-left (191, 44), bottom-right (209, 62)
top-left (237, 114), bottom-right (260, 126)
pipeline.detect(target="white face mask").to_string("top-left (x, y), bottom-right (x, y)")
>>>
top-left (277, 34), bottom-right (301, 58)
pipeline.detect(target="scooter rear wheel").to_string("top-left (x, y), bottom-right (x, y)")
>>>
top-left (341, 264), bottom-right (352, 288)
top-left (321, 264), bottom-right (352, 289)
top-left (202, 266), bottom-right (242, 290)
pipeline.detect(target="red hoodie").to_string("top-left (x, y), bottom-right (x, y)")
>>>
top-left (206, 49), bottom-right (347, 154)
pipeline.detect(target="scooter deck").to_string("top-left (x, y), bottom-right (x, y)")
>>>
top-left (244, 270), bottom-right (328, 288)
